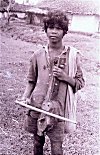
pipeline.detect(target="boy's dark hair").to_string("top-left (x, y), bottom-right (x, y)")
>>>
top-left (43, 10), bottom-right (69, 35)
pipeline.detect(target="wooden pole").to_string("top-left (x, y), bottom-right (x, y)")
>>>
top-left (15, 100), bottom-right (77, 124)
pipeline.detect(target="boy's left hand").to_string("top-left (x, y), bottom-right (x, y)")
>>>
top-left (53, 66), bottom-right (68, 81)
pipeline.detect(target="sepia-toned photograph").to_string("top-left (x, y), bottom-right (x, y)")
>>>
top-left (0, 0), bottom-right (100, 154)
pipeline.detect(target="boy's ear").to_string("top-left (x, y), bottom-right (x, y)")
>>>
top-left (63, 31), bottom-right (67, 36)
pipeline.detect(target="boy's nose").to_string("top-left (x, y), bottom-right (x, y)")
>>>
top-left (52, 28), bottom-right (57, 33)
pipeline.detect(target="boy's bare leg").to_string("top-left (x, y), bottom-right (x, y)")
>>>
top-left (47, 121), bottom-right (64, 155)
top-left (34, 134), bottom-right (45, 155)
top-left (51, 140), bottom-right (63, 155)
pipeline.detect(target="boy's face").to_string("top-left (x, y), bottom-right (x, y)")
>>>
top-left (46, 24), bottom-right (64, 43)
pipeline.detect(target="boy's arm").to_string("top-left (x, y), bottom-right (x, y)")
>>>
top-left (65, 52), bottom-right (85, 93)
top-left (71, 53), bottom-right (85, 93)
top-left (22, 53), bottom-right (37, 100)
top-left (53, 52), bottom-right (85, 92)
top-left (21, 82), bottom-right (35, 100)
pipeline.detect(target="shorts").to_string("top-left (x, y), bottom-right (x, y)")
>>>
top-left (24, 110), bottom-right (39, 134)
top-left (24, 110), bottom-right (64, 142)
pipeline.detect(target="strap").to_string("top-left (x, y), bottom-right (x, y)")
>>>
top-left (64, 47), bottom-right (70, 117)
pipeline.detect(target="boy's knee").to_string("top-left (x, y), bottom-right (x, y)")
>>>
top-left (34, 135), bottom-right (45, 146)
top-left (51, 141), bottom-right (63, 155)
top-left (34, 135), bottom-right (45, 155)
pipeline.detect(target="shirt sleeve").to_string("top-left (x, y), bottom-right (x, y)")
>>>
top-left (73, 52), bottom-right (85, 93)
top-left (27, 53), bottom-right (38, 83)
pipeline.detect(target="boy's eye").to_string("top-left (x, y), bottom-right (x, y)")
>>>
top-left (48, 25), bottom-right (54, 29)
top-left (48, 25), bottom-right (62, 30)
top-left (48, 26), bottom-right (62, 30)
top-left (55, 26), bottom-right (62, 30)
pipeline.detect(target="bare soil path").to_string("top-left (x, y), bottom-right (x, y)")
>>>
top-left (0, 20), bottom-right (100, 155)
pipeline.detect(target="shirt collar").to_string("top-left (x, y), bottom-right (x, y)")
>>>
top-left (43, 45), bottom-right (69, 55)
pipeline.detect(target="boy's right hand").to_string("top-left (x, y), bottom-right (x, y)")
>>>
top-left (16, 96), bottom-right (30, 104)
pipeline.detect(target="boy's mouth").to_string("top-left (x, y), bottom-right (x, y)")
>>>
top-left (50, 36), bottom-right (57, 39)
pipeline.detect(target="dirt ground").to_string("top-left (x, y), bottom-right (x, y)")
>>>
top-left (0, 19), bottom-right (100, 155)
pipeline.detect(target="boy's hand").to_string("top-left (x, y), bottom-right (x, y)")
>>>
top-left (53, 66), bottom-right (68, 81)
top-left (16, 96), bottom-right (30, 104)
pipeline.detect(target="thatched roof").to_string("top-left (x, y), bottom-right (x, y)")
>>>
top-left (0, 0), bottom-right (10, 7)
top-left (36, 0), bottom-right (100, 15)
top-left (0, 0), bottom-right (9, 11)
top-left (0, 3), bottom-right (33, 12)
top-left (10, 3), bottom-right (33, 12)
top-left (26, 7), bottom-right (48, 15)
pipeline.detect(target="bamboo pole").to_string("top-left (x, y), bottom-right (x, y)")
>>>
top-left (15, 100), bottom-right (76, 124)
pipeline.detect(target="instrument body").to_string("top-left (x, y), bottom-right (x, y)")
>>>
top-left (37, 54), bottom-right (67, 135)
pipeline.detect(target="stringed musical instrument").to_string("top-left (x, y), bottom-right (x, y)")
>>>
top-left (37, 52), bottom-right (67, 135)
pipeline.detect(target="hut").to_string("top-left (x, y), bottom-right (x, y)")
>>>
top-left (26, 7), bottom-right (48, 25)
top-left (10, 3), bottom-right (33, 18)
top-left (36, 0), bottom-right (100, 34)
top-left (0, 3), bottom-right (33, 19)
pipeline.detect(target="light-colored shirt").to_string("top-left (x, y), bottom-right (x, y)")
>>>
top-left (27, 45), bottom-right (85, 119)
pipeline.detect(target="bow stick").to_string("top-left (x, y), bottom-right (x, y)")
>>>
top-left (15, 100), bottom-right (76, 124)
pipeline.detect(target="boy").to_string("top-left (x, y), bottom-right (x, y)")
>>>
top-left (22, 10), bottom-right (85, 155)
